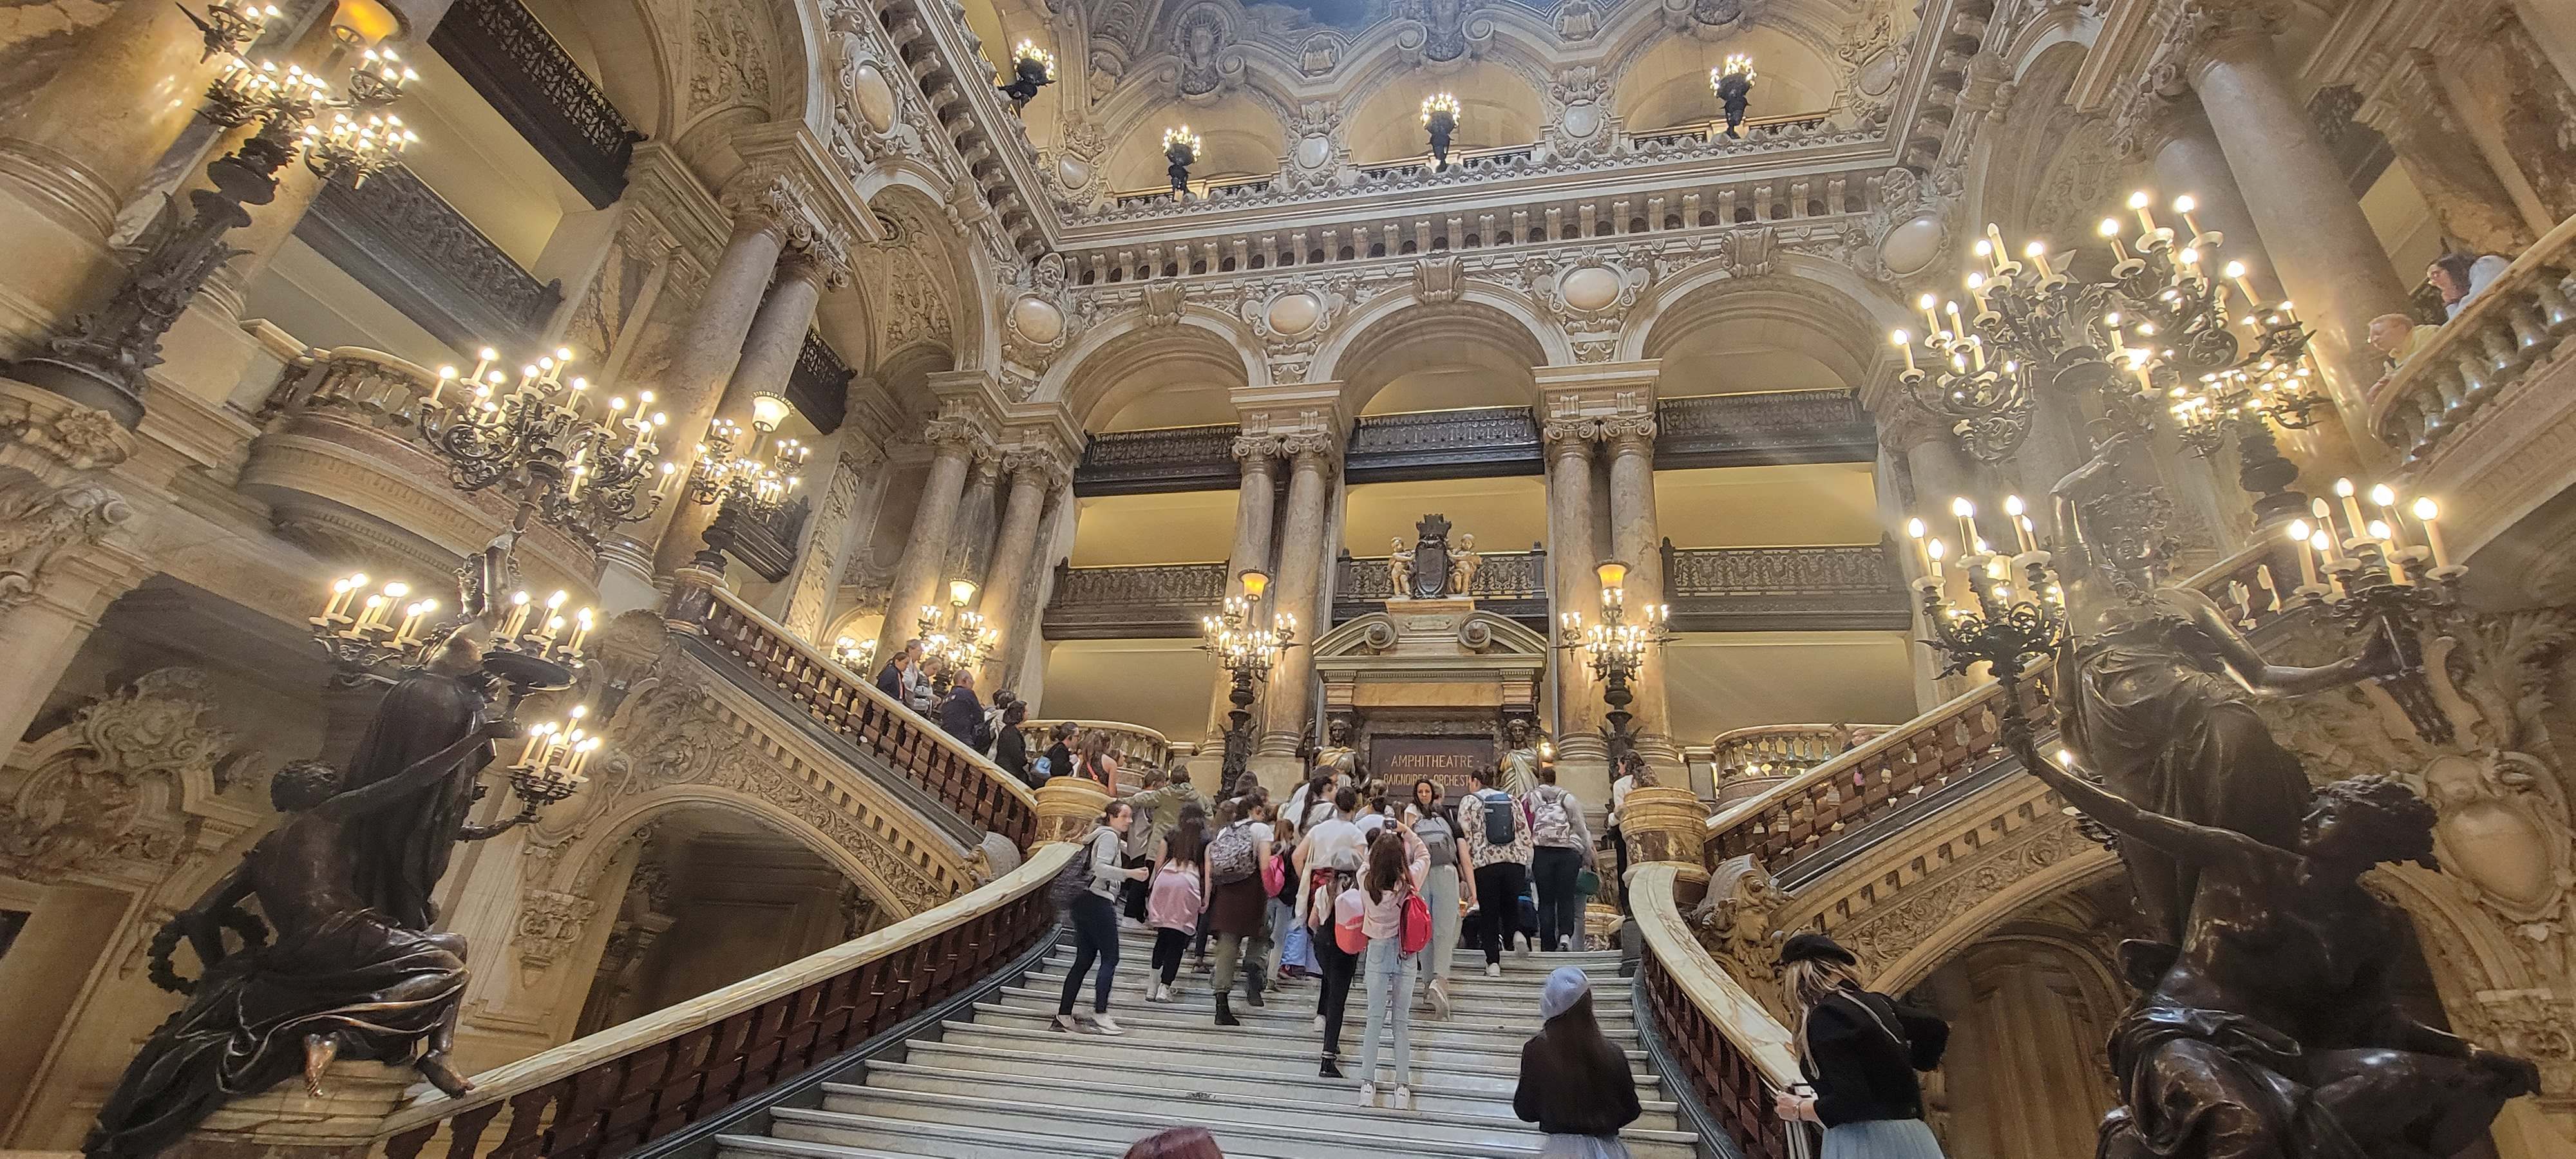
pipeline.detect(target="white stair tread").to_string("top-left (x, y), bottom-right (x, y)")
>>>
top-left (933, 1020), bottom-right (1657, 1088)
top-left (887, 1039), bottom-right (1675, 1106)
top-left (963, 1002), bottom-right (1649, 1061)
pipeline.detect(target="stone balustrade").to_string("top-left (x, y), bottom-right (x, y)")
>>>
top-left (1631, 863), bottom-right (1808, 1159)
top-left (2370, 214), bottom-right (2576, 466)
top-left (1018, 719), bottom-right (1174, 778)
top-left (1709, 722), bottom-right (1893, 809)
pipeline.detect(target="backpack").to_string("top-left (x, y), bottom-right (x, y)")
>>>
top-left (1146, 862), bottom-right (1204, 931)
top-left (1208, 821), bottom-right (1257, 885)
top-left (1479, 790), bottom-right (1521, 848)
top-left (1531, 787), bottom-right (1574, 846)
top-left (1401, 891), bottom-right (1432, 956)
top-left (1262, 845), bottom-right (1288, 896)
top-left (1334, 887), bottom-right (1367, 954)
top-left (1416, 815), bottom-right (1457, 869)
top-left (1049, 829), bottom-right (1103, 912)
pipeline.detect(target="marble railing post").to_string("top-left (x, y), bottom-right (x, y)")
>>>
top-left (596, 206), bottom-right (792, 601)
top-left (1256, 433), bottom-right (1338, 766)
top-left (651, 244), bottom-right (842, 578)
top-left (1604, 417), bottom-right (1676, 768)
top-left (2185, 14), bottom-right (2414, 465)
top-left (1542, 421), bottom-right (1601, 763)
top-left (873, 415), bottom-right (991, 665)
top-left (976, 450), bottom-right (1063, 687)
top-left (1205, 436), bottom-right (1280, 744)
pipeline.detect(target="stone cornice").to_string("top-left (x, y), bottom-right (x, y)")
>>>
top-left (621, 144), bottom-right (728, 290)
top-left (733, 121), bottom-right (884, 250)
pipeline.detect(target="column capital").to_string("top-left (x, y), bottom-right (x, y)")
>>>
top-left (1231, 433), bottom-right (1286, 466)
top-left (922, 413), bottom-right (998, 460)
top-left (2177, 0), bottom-right (2285, 82)
top-left (1602, 415), bottom-right (1659, 452)
top-left (1001, 446), bottom-right (1072, 491)
top-left (1542, 420), bottom-right (1598, 457)
top-left (777, 240), bottom-right (853, 292)
top-left (1280, 431), bottom-right (1341, 471)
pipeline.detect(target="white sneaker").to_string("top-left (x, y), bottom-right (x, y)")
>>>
top-left (1147, 983), bottom-right (1166, 1003)
top-left (1486, 963), bottom-right (1502, 979)
top-left (1392, 1086), bottom-right (1415, 1111)
top-left (1358, 1082), bottom-right (1380, 1108)
top-left (1088, 1014), bottom-right (1125, 1036)
top-left (1052, 1014), bottom-right (1080, 1033)
top-left (1314, 1014), bottom-right (1327, 1032)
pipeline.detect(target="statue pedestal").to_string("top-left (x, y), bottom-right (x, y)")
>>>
top-left (1033, 775), bottom-right (1112, 845)
top-left (172, 1062), bottom-right (417, 1159)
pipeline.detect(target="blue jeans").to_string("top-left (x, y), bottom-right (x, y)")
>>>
top-left (1059, 892), bottom-right (1119, 1015)
top-left (1359, 936), bottom-right (1418, 1086)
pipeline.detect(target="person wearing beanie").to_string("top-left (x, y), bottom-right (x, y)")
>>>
top-left (1515, 965), bottom-right (1643, 1157)
top-left (1771, 933), bottom-right (1950, 1158)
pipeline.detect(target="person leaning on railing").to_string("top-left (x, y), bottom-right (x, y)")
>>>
top-left (2367, 313), bottom-right (2439, 377)
top-left (1770, 933), bottom-right (1951, 1159)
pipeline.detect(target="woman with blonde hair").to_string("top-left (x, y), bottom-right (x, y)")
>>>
top-left (1772, 933), bottom-right (1949, 1159)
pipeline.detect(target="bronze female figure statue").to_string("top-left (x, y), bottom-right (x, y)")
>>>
top-left (2050, 432), bottom-right (2394, 943)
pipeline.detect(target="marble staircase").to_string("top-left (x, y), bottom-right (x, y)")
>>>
top-left (714, 924), bottom-right (1696, 1158)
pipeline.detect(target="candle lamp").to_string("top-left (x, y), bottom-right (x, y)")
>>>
top-left (1558, 560), bottom-right (1674, 771)
top-left (417, 343), bottom-right (674, 552)
top-left (998, 39), bottom-right (1057, 111)
top-left (916, 577), bottom-right (1001, 699)
top-left (1710, 54), bottom-right (1756, 137)
top-left (1201, 568), bottom-right (1297, 779)
top-left (503, 704), bottom-right (603, 824)
top-left (1421, 93), bottom-right (1461, 168)
top-left (1163, 126), bottom-right (1201, 196)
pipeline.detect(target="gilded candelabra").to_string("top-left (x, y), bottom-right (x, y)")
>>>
top-left (678, 391), bottom-right (810, 575)
top-left (2280, 478), bottom-right (2466, 743)
top-left (1710, 54), bottom-right (1756, 137)
top-left (917, 578), bottom-right (999, 698)
top-left (1421, 93), bottom-right (1460, 169)
top-left (1200, 569), bottom-right (1298, 780)
top-left (420, 346), bottom-right (677, 551)
top-left (998, 39), bottom-right (1056, 111)
top-left (1905, 496), bottom-right (2066, 685)
top-left (1557, 560), bottom-right (1674, 769)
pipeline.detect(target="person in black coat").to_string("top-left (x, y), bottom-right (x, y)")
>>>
top-left (1515, 966), bottom-right (1642, 1156)
top-left (994, 699), bottom-right (1032, 784)
top-left (938, 669), bottom-right (993, 752)
top-left (1772, 933), bottom-right (1950, 1159)
top-left (1041, 721), bottom-right (1077, 783)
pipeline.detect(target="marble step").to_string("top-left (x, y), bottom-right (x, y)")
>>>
top-left (929, 1020), bottom-right (1667, 1098)
top-left (1010, 971), bottom-right (1636, 1025)
top-left (984, 979), bottom-right (1628, 1041)
top-left (1023, 957), bottom-right (1634, 1012)
top-left (1064, 938), bottom-right (1625, 979)
top-left (769, 1087), bottom-right (1698, 1159)
top-left (961, 1001), bottom-right (1650, 1064)
top-left (858, 1050), bottom-right (1684, 1133)
top-left (843, 1062), bottom-right (1687, 1144)
top-left (889, 1038), bottom-right (1679, 1126)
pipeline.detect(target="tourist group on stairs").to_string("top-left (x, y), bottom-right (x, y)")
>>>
top-left (1046, 748), bottom-right (1660, 1156)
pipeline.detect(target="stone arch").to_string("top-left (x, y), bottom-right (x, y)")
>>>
top-left (1054, 309), bottom-right (1264, 431)
top-left (1340, 57), bottom-right (1548, 164)
top-left (1311, 287), bottom-right (1566, 398)
top-left (546, 786), bottom-right (914, 919)
top-left (554, 0), bottom-right (683, 140)
top-left (1622, 259), bottom-right (1910, 391)
top-left (1609, 24), bottom-right (1841, 133)
top-left (1870, 833), bottom-right (2119, 994)
top-left (1972, 41), bottom-right (2112, 245)
top-left (850, 174), bottom-right (994, 373)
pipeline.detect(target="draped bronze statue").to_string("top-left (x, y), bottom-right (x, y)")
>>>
top-left (2049, 432), bottom-right (2392, 943)
top-left (84, 630), bottom-right (517, 1159)
top-left (2029, 433), bottom-right (2532, 1159)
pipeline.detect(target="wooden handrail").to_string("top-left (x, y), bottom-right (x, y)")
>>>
top-left (683, 586), bottom-right (1038, 850)
top-left (378, 842), bottom-right (1074, 1159)
top-left (1632, 863), bottom-right (1807, 1159)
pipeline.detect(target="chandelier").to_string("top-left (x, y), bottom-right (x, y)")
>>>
top-left (1904, 496), bottom-right (2065, 683)
top-left (312, 571), bottom-right (596, 684)
top-left (916, 578), bottom-right (999, 698)
top-left (202, 37), bottom-right (418, 185)
top-left (1163, 125), bottom-right (1201, 196)
top-left (999, 39), bottom-right (1056, 111)
top-left (419, 346), bottom-right (675, 551)
top-left (1557, 560), bottom-right (1673, 766)
top-left (1201, 569), bottom-right (1298, 778)
top-left (833, 636), bottom-right (879, 673)
top-left (1421, 93), bottom-right (1460, 167)
top-left (1710, 54), bottom-right (1756, 137)
top-left (676, 392), bottom-right (810, 578)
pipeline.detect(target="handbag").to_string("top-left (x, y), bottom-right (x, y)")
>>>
top-left (1262, 848), bottom-right (1287, 896)
top-left (1577, 867), bottom-right (1602, 897)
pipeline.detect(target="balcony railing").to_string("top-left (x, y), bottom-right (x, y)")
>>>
top-left (1017, 719), bottom-right (1174, 779)
top-left (1662, 543), bottom-right (1909, 631)
top-left (429, 0), bottom-right (642, 208)
top-left (676, 586), bottom-right (1039, 850)
top-left (1710, 722), bottom-right (1893, 806)
top-left (2369, 215), bottom-right (2576, 464)
top-left (1110, 171), bottom-right (1281, 208)
top-left (374, 843), bottom-right (1070, 1159)
top-left (1041, 561), bottom-right (1230, 638)
top-left (788, 330), bottom-right (853, 434)
top-left (1074, 424), bottom-right (1244, 495)
top-left (1654, 389), bottom-right (1876, 468)
top-left (299, 165), bottom-right (563, 350)
top-left (1345, 405), bottom-right (1543, 481)
top-left (1332, 547), bottom-right (1549, 625)
top-left (1633, 864), bottom-right (1808, 1159)
top-left (1705, 681), bottom-right (2011, 872)
top-left (1627, 111), bottom-right (1834, 149)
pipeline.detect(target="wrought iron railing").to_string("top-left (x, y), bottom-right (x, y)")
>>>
top-left (788, 331), bottom-right (853, 435)
top-left (301, 166), bottom-right (563, 350)
top-left (1663, 544), bottom-right (1897, 598)
top-left (430, 0), bottom-right (643, 207)
top-left (1041, 561), bottom-right (1231, 637)
top-left (374, 843), bottom-right (1071, 1159)
top-left (1653, 389), bottom-right (1876, 468)
top-left (1345, 406), bottom-right (1542, 480)
top-left (1334, 547), bottom-right (1548, 603)
top-left (1074, 424), bottom-right (1244, 494)
top-left (676, 586), bottom-right (1038, 850)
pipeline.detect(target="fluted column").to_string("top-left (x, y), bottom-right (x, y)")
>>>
top-left (1256, 433), bottom-right (1338, 762)
top-left (1542, 423), bottom-right (1601, 760)
top-left (652, 245), bottom-right (842, 577)
top-left (976, 449), bottom-right (1063, 685)
top-left (1604, 417), bottom-right (1674, 764)
top-left (2185, 16), bottom-right (2412, 464)
top-left (873, 417), bottom-right (991, 664)
top-left (1206, 437), bottom-right (1280, 742)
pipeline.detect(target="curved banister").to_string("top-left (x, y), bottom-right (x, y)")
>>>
top-left (1631, 863), bottom-right (1808, 1159)
top-left (376, 842), bottom-right (1074, 1159)
top-left (2367, 212), bottom-right (2576, 451)
top-left (679, 585), bottom-right (1039, 850)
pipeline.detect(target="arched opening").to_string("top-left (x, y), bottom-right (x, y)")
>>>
top-left (1334, 300), bottom-right (1548, 415)
top-left (1068, 323), bottom-right (1254, 433)
top-left (1103, 101), bottom-right (1289, 195)
top-left (1614, 26), bottom-right (1839, 133)
top-left (1639, 279), bottom-right (1882, 397)
top-left (1341, 60), bottom-right (1543, 164)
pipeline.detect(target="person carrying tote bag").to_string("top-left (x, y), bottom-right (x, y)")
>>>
top-left (1771, 933), bottom-right (1951, 1159)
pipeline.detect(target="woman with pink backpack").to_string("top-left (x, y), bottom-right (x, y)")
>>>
top-left (1144, 806), bottom-right (1209, 1004)
top-left (1349, 820), bottom-right (1430, 1109)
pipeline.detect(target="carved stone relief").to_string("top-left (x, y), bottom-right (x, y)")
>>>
top-left (0, 669), bottom-right (260, 885)
top-left (687, 0), bottom-right (776, 116)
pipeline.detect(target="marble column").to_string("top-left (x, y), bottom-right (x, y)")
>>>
top-left (1604, 417), bottom-right (1674, 764)
top-left (595, 211), bottom-right (789, 599)
top-left (0, 1), bottom-right (238, 330)
top-left (1542, 424), bottom-right (1601, 760)
top-left (2146, 101), bottom-right (2279, 302)
top-left (1206, 437), bottom-right (1280, 742)
top-left (1257, 433), bottom-right (1336, 762)
top-left (976, 451), bottom-right (1059, 686)
top-left (652, 245), bottom-right (836, 578)
top-left (2187, 22), bottom-right (2414, 466)
top-left (946, 455), bottom-right (1002, 583)
top-left (2366, 62), bottom-right (2541, 256)
top-left (872, 419), bottom-right (987, 664)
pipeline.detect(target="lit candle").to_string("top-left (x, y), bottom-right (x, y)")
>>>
top-left (354, 594), bottom-right (390, 633)
top-left (1965, 272), bottom-right (1991, 314)
top-left (2311, 496), bottom-right (2340, 543)
top-left (2128, 191), bottom-right (2157, 236)
top-left (2288, 520), bottom-right (2318, 589)
top-left (2335, 479), bottom-right (2369, 547)
top-left (323, 574), bottom-right (361, 621)
top-left (1907, 517), bottom-right (1931, 574)
top-left (2099, 218), bottom-right (2131, 265)
top-left (1985, 223), bottom-right (2007, 268)
top-left (431, 365), bottom-right (453, 407)
top-left (1891, 330), bottom-right (1918, 374)
top-left (517, 722), bottom-right (551, 766)
top-left (2370, 520), bottom-right (2411, 585)
top-left (2000, 496), bottom-right (2032, 552)
top-left (1926, 536), bottom-right (1946, 581)
top-left (2173, 194), bottom-right (2204, 241)
top-left (567, 609), bottom-right (594, 655)
top-left (2414, 497), bottom-right (2452, 569)
top-left (2311, 529), bottom-right (2338, 577)
top-left (2023, 241), bottom-right (2053, 279)
top-left (2225, 261), bottom-right (2259, 306)
top-left (1951, 496), bottom-right (1978, 555)
top-left (469, 348), bottom-right (495, 385)
top-left (393, 600), bottom-right (427, 645)
top-left (1918, 294), bottom-right (1941, 334)
top-left (2369, 484), bottom-right (2409, 551)
top-left (500, 590), bottom-right (533, 640)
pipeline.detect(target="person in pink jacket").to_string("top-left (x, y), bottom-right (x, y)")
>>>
top-left (1351, 820), bottom-right (1428, 1108)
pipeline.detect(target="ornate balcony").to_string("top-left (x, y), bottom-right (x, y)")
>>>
top-left (428, 0), bottom-right (643, 208)
top-left (1661, 543), bottom-right (1909, 631)
top-left (298, 166), bottom-right (564, 351)
top-left (1041, 561), bottom-right (1229, 638)
top-left (1016, 719), bottom-right (1176, 778)
top-left (238, 347), bottom-right (599, 598)
top-left (1709, 722), bottom-right (1893, 809)
top-left (1345, 405), bottom-right (1542, 482)
top-left (1333, 547), bottom-right (1548, 627)
top-left (2367, 214), bottom-right (2576, 580)
top-left (1073, 424), bottom-right (1244, 495)
top-left (1654, 389), bottom-right (1876, 469)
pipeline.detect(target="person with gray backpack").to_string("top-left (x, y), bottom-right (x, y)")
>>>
top-left (1054, 800), bottom-right (1148, 1035)
top-left (1458, 767), bottom-right (1533, 978)
top-left (1526, 766), bottom-right (1596, 952)
top-left (1406, 779), bottom-right (1474, 1017)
